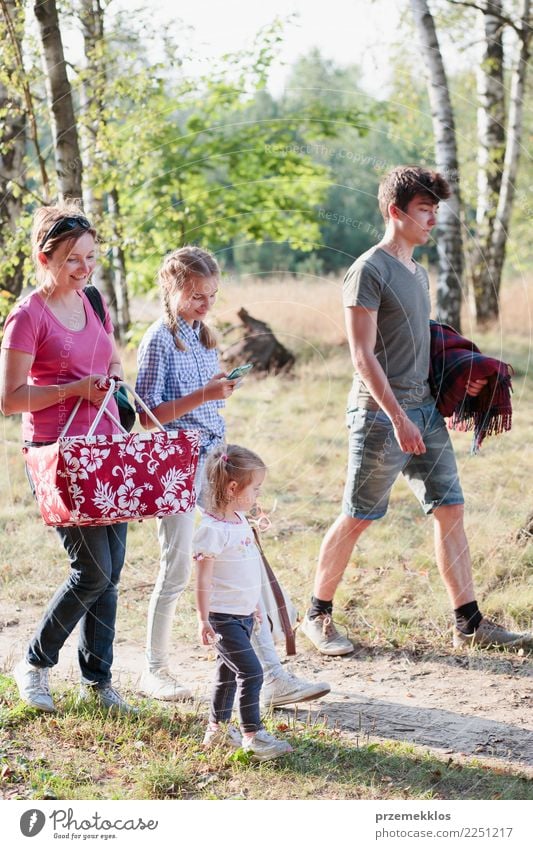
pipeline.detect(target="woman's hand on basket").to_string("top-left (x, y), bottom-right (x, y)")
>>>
top-left (75, 375), bottom-right (113, 405)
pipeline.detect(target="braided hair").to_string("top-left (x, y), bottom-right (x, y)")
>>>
top-left (159, 246), bottom-right (219, 351)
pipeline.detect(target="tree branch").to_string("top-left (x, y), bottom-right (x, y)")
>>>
top-left (446, 0), bottom-right (525, 35)
top-left (0, 0), bottom-right (51, 199)
top-left (0, 176), bottom-right (48, 205)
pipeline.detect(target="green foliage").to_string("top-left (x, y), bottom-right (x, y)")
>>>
top-left (0, 2), bottom-right (530, 314)
top-left (68, 17), bottom-right (372, 292)
top-left (232, 50), bottom-right (436, 276)
top-left (108, 36), bottom-right (342, 290)
top-left (0, 8), bottom-right (383, 306)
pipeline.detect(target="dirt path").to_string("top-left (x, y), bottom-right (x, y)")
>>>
top-left (1, 607), bottom-right (531, 777)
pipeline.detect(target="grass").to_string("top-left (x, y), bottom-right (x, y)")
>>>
top-left (1, 275), bottom-right (532, 800)
top-left (0, 675), bottom-right (531, 801)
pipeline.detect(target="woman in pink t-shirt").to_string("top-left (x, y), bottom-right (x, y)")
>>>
top-left (0, 203), bottom-right (134, 715)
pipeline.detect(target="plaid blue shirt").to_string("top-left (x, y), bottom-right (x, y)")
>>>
top-left (135, 317), bottom-right (225, 450)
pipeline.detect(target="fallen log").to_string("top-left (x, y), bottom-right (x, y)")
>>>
top-left (516, 511), bottom-right (533, 543)
top-left (221, 307), bottom-right (295, 375)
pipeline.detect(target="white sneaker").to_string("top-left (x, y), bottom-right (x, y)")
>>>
top-left (202, 723), bottom-right (243, 750)
top-left (261, 672), bottom-right (331, 708)
top-left (242, 729), bottom-right (293, 763)
top-left (138, 668), bottom-right (192, 701)
top-left (13, 658), bottom-right (56, 712)
top-left (78, 683), bottom-right (138, 715)
top-left (299, 612), bottom-right (354, 656)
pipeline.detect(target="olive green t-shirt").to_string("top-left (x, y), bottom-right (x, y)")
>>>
top-left (342, 246), bottom-right (433, 411)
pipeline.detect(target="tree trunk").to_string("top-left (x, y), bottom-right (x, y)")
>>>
top-left (470, 1), bottom-right (506, 323)
top-left (109, 188), bottom-right (130, 339)
top-left (78, 0), bottom-right (118, 331)
top-left (78, 0), bottom-right (129, 340)
top-left (34, 0), bottom-right (83, 200)
top-left (0, 0), bottom-right (27, 297)
top-left (410, 0), bottom-right (465, 332)
top-left (485, 0), bottom-right (531, 321)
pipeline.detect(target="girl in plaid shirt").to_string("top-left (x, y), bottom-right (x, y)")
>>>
top-left (135, 247), bottom-right (329, 708)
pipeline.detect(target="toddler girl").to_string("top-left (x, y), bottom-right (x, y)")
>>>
top-left (195, 445), bottom-right (293, 762)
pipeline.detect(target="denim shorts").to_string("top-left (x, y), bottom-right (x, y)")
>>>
top-left (342, 402), bottom-right (464, 520)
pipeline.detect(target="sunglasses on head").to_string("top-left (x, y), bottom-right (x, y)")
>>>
top-left (39, 215), bottom-right (91, 251)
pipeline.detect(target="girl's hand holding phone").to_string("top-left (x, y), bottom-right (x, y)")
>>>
top-left (203, 373), bottom-right (237, 401)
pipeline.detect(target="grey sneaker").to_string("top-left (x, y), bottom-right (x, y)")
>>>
top-left (78, 683), bottom-right (138, 715)
top-left (202, 723), bottom-right (242, 750)
top-left (242, 729), bottom-right (293, 763)
top-left (261, 672), bottom-right (331, 709)
top-left (453, 617), bottom-right (533, 649)
top-left (299, 612), bottom-right (354, 656)
top-left (138, 668), bottom-right (192, 701)
top-left (13, 658), bottom-right (56, 713)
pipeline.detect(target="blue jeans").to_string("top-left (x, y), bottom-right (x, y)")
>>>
top-left (26, 523), bottom-right (127, 686)
top-left (209, 613), bottom-right (264, 733)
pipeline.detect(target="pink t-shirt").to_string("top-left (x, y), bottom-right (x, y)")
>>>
top-left (2, 289), bottom-right (121, 441)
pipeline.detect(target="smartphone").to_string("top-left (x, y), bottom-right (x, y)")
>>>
top-left (226, 363), bottom-right (254, 380)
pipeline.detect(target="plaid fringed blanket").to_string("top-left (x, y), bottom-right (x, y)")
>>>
top-left (429, 321), bottom-right (513, 453)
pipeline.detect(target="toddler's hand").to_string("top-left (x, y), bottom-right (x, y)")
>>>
top-left (199, 622), bottom-right (218, 646)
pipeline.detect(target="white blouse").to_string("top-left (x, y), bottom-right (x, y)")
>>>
top-left (193, 512), bottom-right (262, 615)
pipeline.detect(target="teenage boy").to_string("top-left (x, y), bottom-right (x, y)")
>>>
top-left (301, 165), bottom-right (532, 655)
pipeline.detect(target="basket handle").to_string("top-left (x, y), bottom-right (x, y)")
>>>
top-left (60, 379), bottom-right (167, 439)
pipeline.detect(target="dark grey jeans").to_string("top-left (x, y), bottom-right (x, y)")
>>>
top-left (209, 612), bottom-right (264, 733)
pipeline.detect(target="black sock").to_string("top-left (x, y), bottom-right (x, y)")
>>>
top-left (308, 596), bottom-right (333, 620)
top-left (454, 601), bottom-right (483, 634)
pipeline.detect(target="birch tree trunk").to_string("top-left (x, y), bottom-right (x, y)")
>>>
top-left (410, 0), bottom-right (464, 331)
top-left (79, 0), bottom-right (117, 328)
top-left (484, 0), bottom-right (531, 321)
top-left (470, 1), bottom-right (505, 323)
top-left (34, 0), bottom-right (83, 200)
top-left (0, 0), bottom-right (26, 296)
top-left (109, 187), bottom-right (131, 339)
top-left (78, 0), bottom-right (129, 340)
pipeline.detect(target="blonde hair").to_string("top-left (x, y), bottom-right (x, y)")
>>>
top-left (158, 246), bottom-right (219, 351)
top-left (31, 201), bottom-right (97, 285)
top-left (204, 444), bottom-right (266, 512)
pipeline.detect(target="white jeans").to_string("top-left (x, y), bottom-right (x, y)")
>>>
top-left (145, 472), bottom-right (284, 683)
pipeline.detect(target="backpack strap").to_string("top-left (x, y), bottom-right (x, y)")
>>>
top-left (83, 284), bottom-right (105, 324)
top-left (82, 286), bottom-right (136, 432)
top-left (252, 526), bottom-right (296, 656)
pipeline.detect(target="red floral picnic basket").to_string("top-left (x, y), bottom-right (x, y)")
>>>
top-left (23, 381), bottom-right (200, 527)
